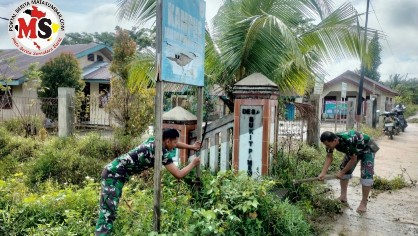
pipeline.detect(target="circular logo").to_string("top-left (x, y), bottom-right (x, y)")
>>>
top-left (8, 1), bottom-right (65, 56)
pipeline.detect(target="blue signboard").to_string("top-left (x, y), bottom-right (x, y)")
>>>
top-left (161, 0), bottom-right (206, 86)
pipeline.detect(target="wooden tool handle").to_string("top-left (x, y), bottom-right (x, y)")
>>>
top-left (292, 174), bottom-right (337, 184)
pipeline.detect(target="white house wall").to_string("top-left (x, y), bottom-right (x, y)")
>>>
top-left (321, 81), bottom-right (396, 115)
top-left (89, 83), bottom-right (112, 126)
top-left (78, 51), bottom-right (111, 68)
top-left (1, 82), bottom-right (44, 121)
top-left (322, 82), bottom-right (365, 101)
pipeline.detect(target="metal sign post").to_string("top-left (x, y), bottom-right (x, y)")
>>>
top-left (153, 0), bottom-right (163, 232)
top-left (153, 0), bottom-right (206, 232)
top-left (341, 82), bottom-right (347, 128)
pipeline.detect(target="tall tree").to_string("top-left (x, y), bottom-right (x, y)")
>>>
top-left (386, 73), bottom-right (405, 89)
top-left (110, 29), bottom-right (137, 81)
top-left (39, 53), bottom-right (84, 98)
top-left (106, 29), bottom-right (155, 135)
top-left (363, 31), bottom-right (382, 82)
top-left (61, 27), bottom-right (155, 51)
top-left (39, 53), bottom-right (84, 120)
top-left (116, 0), bottom-right (369, 99)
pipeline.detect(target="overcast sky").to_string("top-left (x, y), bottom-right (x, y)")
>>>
top-left (1, 0), bottom-right (417, 82)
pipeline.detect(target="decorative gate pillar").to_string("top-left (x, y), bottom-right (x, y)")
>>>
top-left (232, 73), bottom-right (279, 176)
top-left (163, 106), bottom-right (197, 164)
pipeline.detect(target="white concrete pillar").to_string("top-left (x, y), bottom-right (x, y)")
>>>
top-left (209, 135), bottom-right (218, 172)
top-left (58, 87), bottom-right (75, 137)
top-left (220, 129), bottom-right (230, 171)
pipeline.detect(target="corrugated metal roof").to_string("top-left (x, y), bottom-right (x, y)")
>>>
top-left (326, 70), bottom-right (398, 96)
top-left (84, 62), bottom-right (111, 80)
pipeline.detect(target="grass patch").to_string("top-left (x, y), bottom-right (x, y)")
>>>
top-left (404, 104), bottom-right (418, 118)
top-left (371, 168), bottom-right (417, 198)
top-left (408, 118), bottom-right (418, 123)
top-left (359, 124), bottom-right (383, 139)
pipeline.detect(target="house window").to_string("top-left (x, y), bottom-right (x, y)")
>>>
top-left (0, 87), bottom-right (13, 109)
top-left (87, 53), bottom-right (95, 61)
top-left (97, 55), bottom-right (104, 62)
top-left (99, 84), bottom-right (110, 108)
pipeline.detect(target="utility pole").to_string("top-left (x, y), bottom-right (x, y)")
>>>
top-left (356, 0), bottom-right (371, 130)
top-left (153, 0), bottom-right (163, 232)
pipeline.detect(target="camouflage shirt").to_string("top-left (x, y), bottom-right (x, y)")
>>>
top-left (102, 137), bottom-right (176, 181)
top-left (326, 130), bottom-right (371, 156)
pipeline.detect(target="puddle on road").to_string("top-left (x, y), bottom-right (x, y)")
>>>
top-left (320, 124), bottom-right (418, 235)
top-left (323, 178), bottom-right (418, 236)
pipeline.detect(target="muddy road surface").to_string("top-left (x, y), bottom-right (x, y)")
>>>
top-left (324, 121), bottom-right (418, 236)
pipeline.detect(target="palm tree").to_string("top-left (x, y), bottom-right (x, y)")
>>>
top-left (116, 0), bottom-right (373, 105)
top-left (386, 74), bottom-right (406, 89)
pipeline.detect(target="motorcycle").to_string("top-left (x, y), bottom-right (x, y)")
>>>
top-left (390, 111), bottom-right (402, 135)
top-left (394, 108), bottom-right (408, 132)
top-left (381, 112), bottom-right (395, 139)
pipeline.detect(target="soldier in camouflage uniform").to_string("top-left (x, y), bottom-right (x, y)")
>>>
top-left (318, 130), bottom-right (377, 213)
top-left (95, 129), bottom-right (201, 235)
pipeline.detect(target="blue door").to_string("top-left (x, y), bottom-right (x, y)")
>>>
top-left (285, 103), bottom-right (295, 121)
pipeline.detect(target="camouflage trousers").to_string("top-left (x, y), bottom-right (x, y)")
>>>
top-left (95, 175), bottom-right (125, 236)
top-left (340, 152), bottom-right (375, 186)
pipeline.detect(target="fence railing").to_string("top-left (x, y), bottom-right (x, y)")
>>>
top-left (75, 93), bottom-right (113, 129)
top-left (0, 96), bottom-right (58, 126)
top-left (190, 114), bottom-right (234, 172)
top-left (0, 94), bottom-right (114, 133)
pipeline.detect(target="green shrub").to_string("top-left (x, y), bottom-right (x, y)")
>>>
top-left (297, 144), bottom-right (321, 162)
top-left (0, 127), bottom-right (11, 155)
top-left (26, 140), bottom-right (106, 186)
top-left (359, 125), bottom-right (383, 139)
top-left (404, 104), bottom-right (418, 118)
top-left (111, 132), bottom-right (143, 157)
top-left (0, 174), bottom-right (98, 235)
top-left (2, 116), bottom-right (44, 136)
top-left (76, 132), bottom-right (114, 161)
top-left (7, 136), bottom-right (41, 162)
top-left (0, 155), bottom-right (19, 179)
top-left (373, 175), bottom-right (408, 191)
top-left (259, 197), bottom-right (311, 236)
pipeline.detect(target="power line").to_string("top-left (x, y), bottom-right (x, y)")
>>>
top-left (1, 17), bottom-right (9, 21)
top-left (370, 0), bottom-right (395, 58)
top-left (369, 0), bottom-right (409, 80)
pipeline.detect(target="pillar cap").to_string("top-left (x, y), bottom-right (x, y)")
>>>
top-left (235, 73), bottom-right (278, 87)
top-left (163, 106), bottom-right (197, 124)
top-left (233, 73), bottom-right (279, 98)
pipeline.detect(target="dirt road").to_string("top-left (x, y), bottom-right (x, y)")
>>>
top-left (325, 121), bottom-right (418, 236)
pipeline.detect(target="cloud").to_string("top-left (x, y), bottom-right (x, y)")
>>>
top-left (0, 2), bottom-right (135, 49)
top-left (2, 0), bottom-right (416, 82)
top-left (63, 4), bottom-right (134, 33)
top-left (325, 0), bottom-right (418, 81)
top-left (0, 3), bottom-right (16, 49)
top-left (323, 59), bottom-right (359, 82)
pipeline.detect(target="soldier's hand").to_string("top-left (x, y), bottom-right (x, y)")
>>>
top-left (318, 172), bottom-right (326, 181)
top-left (192, 157), bottom-right (201, 167)
top-left (336, 171), bottom-right (345, 179)
top-left (192, 141), bottom-right (202, 151)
